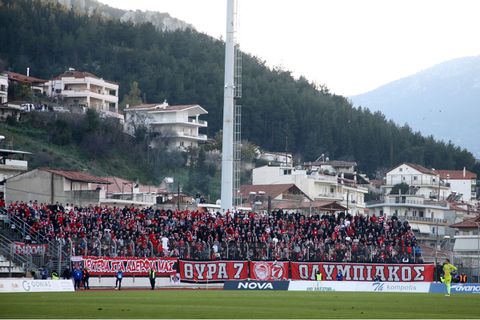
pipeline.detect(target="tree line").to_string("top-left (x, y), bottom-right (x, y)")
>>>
top-left (0, 0), bottom-right (478, 178)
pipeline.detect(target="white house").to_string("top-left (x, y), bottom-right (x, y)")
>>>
top-left (0, 73), bottom-right (7, 104)
top-left (367, 194), bottom-right (454, 240)
top-left (252, 165), bottom-right (368, 214)
top-left (437, 169), bottom-right (477, 202)
top-left (44, 69), bottom-right (121, 120)
top-left (124, 102), bottom-right (208, 150)
top-left (383, 163), bottom-right (449, 200)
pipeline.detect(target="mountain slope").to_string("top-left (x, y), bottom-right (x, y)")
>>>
top-left (350, 56), bottom-right (480, 158)
top-left (1, 0), bottom-right (478, 179)
top-left (55, 0), bottom-right (193, 31)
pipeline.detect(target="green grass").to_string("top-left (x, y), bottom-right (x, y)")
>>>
top-left (0, 290), bottom-right (479, 318)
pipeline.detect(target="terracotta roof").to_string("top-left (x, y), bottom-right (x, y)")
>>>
top-left (53, 70), bottom-right (99, 80)
top-left (389, 163), bottom-right (437, 175)
top-left (52, 70), bottom-right (118, 85)
top-left (41, 168), bottom-right (110, 184)
top-left (450, 215), bottom-right (480, 229)
top-left (260, 199), bottom-right (346, 212)
top-left (436, 169), bottom-right (477, 180)
top-left (6, 71), bottom-right (47, 84)
top-left (97, 176), bottom-right (166, 194)
top-left (405, 163), bottom-right (437, 175)
top-left (239, 184), bottom-right (310, 200)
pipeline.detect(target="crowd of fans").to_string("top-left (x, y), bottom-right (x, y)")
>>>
top-left (4, 201), bottom-right (423, 263)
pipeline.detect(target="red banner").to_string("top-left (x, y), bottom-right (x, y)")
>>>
top-left (82, 256), bottom-right (177, 276)
top-left (249, 261), bottom-right (289, 280)
top-left (290, 262), bottom-right (434, 282)
top-left (13, 242), bottom-right (47, 255)
top-left (179, 260), bottom-right (248, 282)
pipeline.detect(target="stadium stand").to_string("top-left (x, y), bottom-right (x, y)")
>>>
top-left (4, 201), bottom-right (423, 263)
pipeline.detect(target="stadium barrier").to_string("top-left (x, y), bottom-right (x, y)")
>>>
top-left (73, 257), bottom-right (435, 283)
top-left (0, 279), bottom-right (74, 293)
top-left (288, 280), bottom-right (431, 293)
top-left (429, 283), bottom-right (480, 294)
top-left (224, 280), bottom-right (289, 290)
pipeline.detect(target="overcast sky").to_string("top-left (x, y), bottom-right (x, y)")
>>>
top-left (99, 0), bottom-right (480, 96)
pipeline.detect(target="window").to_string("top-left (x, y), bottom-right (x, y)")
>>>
top-left (399, 168), bottom-right (403, 172)
top-left (413, 176), bottom-right (418, 181)
top-left (330, 187), bottom-right (334, 193)
top-left (283, 169), bottom-right (292, 175)
top-left (180, 141), bottom-right (184, 147)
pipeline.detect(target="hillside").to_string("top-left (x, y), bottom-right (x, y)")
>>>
top-left (350, 56), bottom-right (480, 158)
top-left (55, 0), bottom-right (193, 32)
top-left (0, 0), bottom-right (479, 185)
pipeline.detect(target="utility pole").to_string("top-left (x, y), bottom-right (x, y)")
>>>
top-left (177, 182), bottom-right (180, 211)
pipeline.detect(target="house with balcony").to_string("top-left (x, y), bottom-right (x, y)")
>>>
top-left (6, 71), bottom-right (47, 96)
top-left (367, 194), bottom-right (454, 242)
top-left (383, 163), bottom-right (449, 200)
top-left (124, 101), bottom-right (208, 150)
top-left (252, 164), bottom-right (368, 214)
top-left (44, 69), bottom-right (122, 120)
top-left (437, 168), bottom-right (477, 202)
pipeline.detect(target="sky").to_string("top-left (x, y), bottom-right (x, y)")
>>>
top-left (99, 0), bottom-right (480, 96)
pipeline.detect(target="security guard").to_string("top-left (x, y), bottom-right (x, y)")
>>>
top-left (149, 268), bottom-right (156, 290)
top-left (51, 271), bottom-right (60, 280)
top-left (315, 271), bottom-right (322, 281)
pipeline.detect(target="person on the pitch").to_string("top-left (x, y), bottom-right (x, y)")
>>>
top-left (149, 268), bottom-right (156, 290)
top-left (441, 259), bottom-right (457, 296)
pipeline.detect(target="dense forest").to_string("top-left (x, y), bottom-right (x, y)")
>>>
top-left (0, 0), bottom-right (478, 178)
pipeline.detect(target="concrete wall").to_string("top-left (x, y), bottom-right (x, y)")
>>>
top-left (6, 169), bottom-right (102, 206)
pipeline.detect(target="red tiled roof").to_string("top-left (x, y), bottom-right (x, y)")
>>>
top-left (53, 70), bottom-right (99, 80)
top-left (97, 176), bottom-right (166, 194)
top-left (6, 71), bottom-right (47, 84)
top-left (239, 184), bottom-right (309, 200)
top-left (405, 163), bottom-right (437, 175)
top-left (450, 215), bottom-right (480, 229)
top-left (52, 70), bottom-right (118, 85)
top-left (437, 169), bottom-right (477, 180)
top-left (41, 168), bottom-right (110, 184)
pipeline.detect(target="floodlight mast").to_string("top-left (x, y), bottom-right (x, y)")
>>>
top-left (220, 0), bottom-right (236, 212)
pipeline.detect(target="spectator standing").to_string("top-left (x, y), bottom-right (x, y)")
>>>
top-left (149, 268), bottom-right (156, 290)
top-left (72, 267), bottom-right (83, 290)
top-left (83, 268), bottom-right (90, 290)
top-left (336, 270), bottom-right (343, 281)
top-left (115, 270), bottom-right (123, 290)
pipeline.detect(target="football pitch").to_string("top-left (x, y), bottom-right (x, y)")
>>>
top-left (1, 290), bottom-right (479, 319)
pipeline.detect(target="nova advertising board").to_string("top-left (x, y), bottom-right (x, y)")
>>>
top-left (291, 262), bottom-right (434, 282)
top-left (179, 260), bottom-right (249, 282)
top-left (288, 281), bottom-right (430, 293)
top-left (429, 283), bottom-right (480, 294)
top-left (0, 279), bottom-right (74, 293)
top-left (224, 280), bottom-right (290, 290)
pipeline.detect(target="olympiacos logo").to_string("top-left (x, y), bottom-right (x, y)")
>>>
top-left (253, 262), bottom-right (284, 280)
top-left (253, 262), bottom-right (270, 280)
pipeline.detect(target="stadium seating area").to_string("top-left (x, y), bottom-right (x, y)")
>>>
top-left (5, 201), bottom-right (423, 263)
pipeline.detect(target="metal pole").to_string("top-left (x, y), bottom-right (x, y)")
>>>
top-left (9, 243), bottom-right (13, 278)
top-left (434, 220), bottom-right (438, 282)
top-left (220, 0), bottom-right (236, 212)
top-left (477, 222), bottom-right (479, 283)
top-left (177, 182), bottom-right (180, 211)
